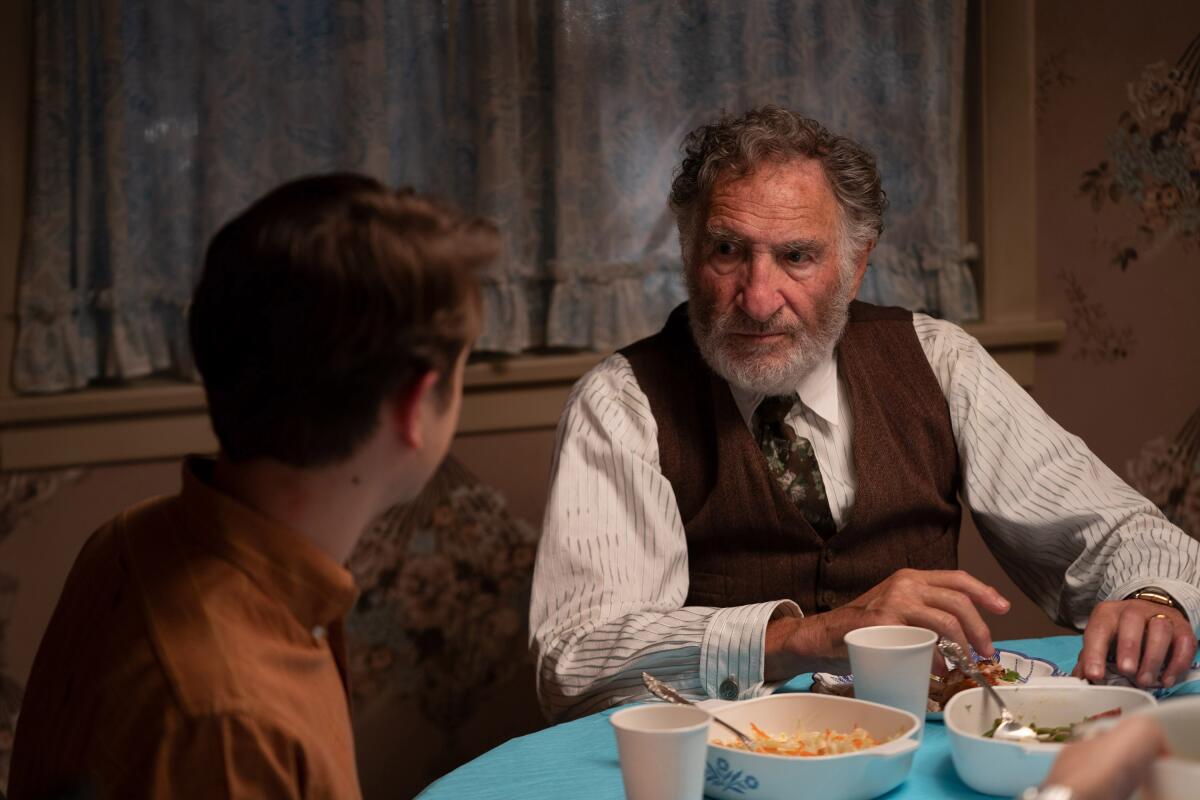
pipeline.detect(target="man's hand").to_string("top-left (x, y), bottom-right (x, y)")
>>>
top-left (765, 568), bottom-right (1010, 681)
top-left (1073, 600), bottom-right (1197, 688)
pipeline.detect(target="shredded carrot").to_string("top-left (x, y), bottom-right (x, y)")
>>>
top-left (716, 722), bottom-right (882, 757)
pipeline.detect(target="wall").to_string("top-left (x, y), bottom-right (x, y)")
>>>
top-left (1034, 2), bottom-right (1200, 526)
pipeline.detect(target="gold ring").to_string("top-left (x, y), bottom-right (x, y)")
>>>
top-left (1150, 613), bottom-right (1170, 620)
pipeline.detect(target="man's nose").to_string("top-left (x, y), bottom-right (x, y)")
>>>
top-left (737, 253), bottom-right (785, 322)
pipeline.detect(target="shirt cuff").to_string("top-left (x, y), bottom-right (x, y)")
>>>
top-left (700, 600), bottom-right (802, 701)
top-left (1107, 577), bottom-right (1200, 635)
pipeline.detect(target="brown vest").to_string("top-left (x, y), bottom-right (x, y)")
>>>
top-left (620, 301), bottom-right (961, 614)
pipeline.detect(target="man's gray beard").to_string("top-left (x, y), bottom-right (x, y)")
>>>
top-left (687, 278), bottom-right (853, 396)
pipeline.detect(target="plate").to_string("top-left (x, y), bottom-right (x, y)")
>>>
top-left (811, 646), bottom-right (1065, 719)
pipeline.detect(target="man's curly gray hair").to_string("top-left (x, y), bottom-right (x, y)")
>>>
top-left (669, 105), bottom-right (887, 272)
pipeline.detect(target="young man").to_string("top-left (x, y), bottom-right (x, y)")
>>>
top-left (9, 174), bottom-right (498, 798)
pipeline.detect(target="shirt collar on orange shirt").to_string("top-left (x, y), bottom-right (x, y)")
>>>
top-left (177, 456), bottom-right (359, 631)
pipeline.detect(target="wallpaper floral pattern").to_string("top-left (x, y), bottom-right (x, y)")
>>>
top-left (344, 456), bottom-right (537, 786)
top-left (1127, 404), bottom-right (1200, 536)
top-left (1065, 28), bottom-right (1200, 538)
top-left (1079, 34), bottom-right (1200, 269)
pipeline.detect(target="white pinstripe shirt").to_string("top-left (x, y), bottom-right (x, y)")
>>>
top-left (529, 314), bottom-right (1200, 721)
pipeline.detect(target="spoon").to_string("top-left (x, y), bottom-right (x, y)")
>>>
top-left (641, 672), bottom-right (758, 750)
top-left (937, 640), bottom-right (1040, 742)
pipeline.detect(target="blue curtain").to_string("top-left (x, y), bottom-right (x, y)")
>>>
top-left (16, 0), bottom-right (973, 393)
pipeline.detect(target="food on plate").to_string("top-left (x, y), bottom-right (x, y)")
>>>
top-left (982, 707), bottom-right (1123, 743)
top-left (813, 661), bottom-right (1022, 712)
top-left (714, 722), bottom-right (884, 756)
top-left (935, 661), bottom-right (1022, 707)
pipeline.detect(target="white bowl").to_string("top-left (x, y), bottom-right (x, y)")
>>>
top-left (943, 683), bottom-right (1157, 796)
top-left (1135, 696), bottom-right (1200, 800)
top-left (702, 693), bottom-right (921, 800)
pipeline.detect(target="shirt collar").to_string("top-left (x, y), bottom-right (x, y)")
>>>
top-left (177, 456), bottom-right (359, 630)
top-left (730, 350), bottom-right (842, 428)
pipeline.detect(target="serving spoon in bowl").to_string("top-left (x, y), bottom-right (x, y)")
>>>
top-left (641, 671), bottom-right (759, 750)
top-left (937, 639), bottom-right (1040, 742)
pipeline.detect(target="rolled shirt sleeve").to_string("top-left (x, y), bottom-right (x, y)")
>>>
top-left (915, 314), bottom-right (1200, 635)
top-left (529, 355), bottom-right (799, 720)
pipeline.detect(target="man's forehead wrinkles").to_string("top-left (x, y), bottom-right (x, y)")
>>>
top-left (704, 213), bottom-right (830, 247)
top-left (708, 194), bottom-right (819, 219)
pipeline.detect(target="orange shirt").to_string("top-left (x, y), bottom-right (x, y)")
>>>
top-left (9, 458), bottom-right (362, 799)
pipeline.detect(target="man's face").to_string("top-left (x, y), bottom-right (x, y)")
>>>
top-left (686, 158), bottom-right (869, 395)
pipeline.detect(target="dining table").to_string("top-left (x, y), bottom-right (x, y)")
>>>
top-left (420, 635), bottom-right (1105, 799)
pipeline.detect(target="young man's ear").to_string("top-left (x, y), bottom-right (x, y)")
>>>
top-left (390, 369), bottom-right (440, 449)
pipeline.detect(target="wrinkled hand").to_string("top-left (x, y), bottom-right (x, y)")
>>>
top-left (1073, 600), bottom-right (1196, 688)
top-left (1040, 714), bottom-right (1167, 800)
top-left (765, 568), bottom-right (1010, 681)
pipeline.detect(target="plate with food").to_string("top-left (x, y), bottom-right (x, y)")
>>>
top-left (810, 646), bottom-right (1065, 717)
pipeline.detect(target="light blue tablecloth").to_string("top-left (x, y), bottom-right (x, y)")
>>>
top-left (417, 636), bottom-right (1171, 799)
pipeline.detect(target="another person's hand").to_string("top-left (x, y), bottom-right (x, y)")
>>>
top-left (1073, 600), bottom-right (1196, 688)
top-left (764, 568), bottom-right (1010, 680)
top-left (1031, 714), bottom-right (1167, 800)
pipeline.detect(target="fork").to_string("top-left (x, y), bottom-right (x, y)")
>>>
top-left (641, 672), bottom-right (758, 750)
top-left (937, 640), bottom-right (1039, 742)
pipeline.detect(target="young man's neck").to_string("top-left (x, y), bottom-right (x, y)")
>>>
top-left (210, 453), bottom-right (393, 565)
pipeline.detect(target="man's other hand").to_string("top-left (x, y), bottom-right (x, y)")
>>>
top-left (1073, 600), bottom-right (1196, 688)
top-left (765, 568), bottom-right (1010, 681)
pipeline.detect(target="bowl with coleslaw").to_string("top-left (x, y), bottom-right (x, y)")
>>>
top-left (702, 693), bottom-right (921, 800)
top-left (943, 683), bottom-right (1157, 796)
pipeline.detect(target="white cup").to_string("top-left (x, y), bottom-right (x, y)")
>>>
top-left (845, 625), bottom-right (937, 736)
top-left (610, 704), bottom-right (709, 800)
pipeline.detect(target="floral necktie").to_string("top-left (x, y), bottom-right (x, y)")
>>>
top-left (754, 394), bottom-right (837, 538)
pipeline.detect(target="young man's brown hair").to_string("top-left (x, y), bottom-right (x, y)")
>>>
top-left (189, 172), bottom-right (499, 468)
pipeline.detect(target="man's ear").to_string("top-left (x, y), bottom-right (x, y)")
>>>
top-left (390, 369), bottom-right (440, 449)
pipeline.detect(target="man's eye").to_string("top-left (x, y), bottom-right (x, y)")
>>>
top-left (784, 251), bottom-right (810, 264)
top-left (715, 241), bottom-right (738, 257)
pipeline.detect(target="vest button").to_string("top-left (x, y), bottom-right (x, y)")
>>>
top-left (718, 677), bottom-right (739, 700)
top-left (820, 590), bottom-right (835, 607)
top-left (824, 549), bottom-right (835, 564)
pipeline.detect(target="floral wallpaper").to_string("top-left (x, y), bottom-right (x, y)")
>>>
top-left (344, 455), bottom-right (538, 789)
top-left (1079, 35), bottom-right (1200, 270)
top-left (1127, 404), bottom-right (1200, 535)
top-left (1040, 14), bottom-right (1200, 539)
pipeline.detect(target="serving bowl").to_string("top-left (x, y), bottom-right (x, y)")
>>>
top-left (702, 693), bottom-right (920, 800)
top-left (943, 683), bottom-right (1157, 796)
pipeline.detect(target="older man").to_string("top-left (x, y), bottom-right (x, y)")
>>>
top-left (529, 106), bottom-right (1200, 721)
